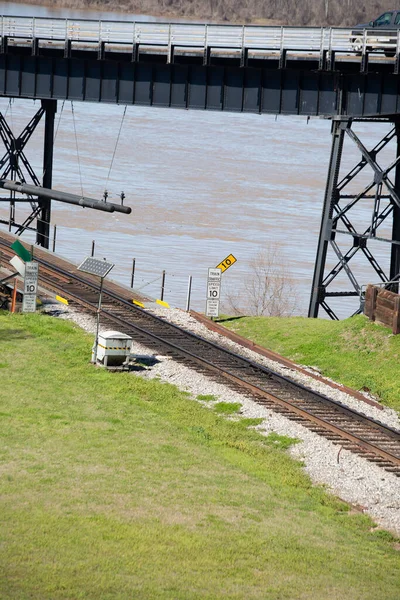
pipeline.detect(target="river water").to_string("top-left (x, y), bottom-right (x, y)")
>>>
top-left (0, 3), bottom-right (395, 317)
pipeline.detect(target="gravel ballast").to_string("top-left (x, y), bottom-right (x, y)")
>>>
top-left (43, 301), bottom-right (400, 537)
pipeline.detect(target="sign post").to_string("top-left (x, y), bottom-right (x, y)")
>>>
top-left (206, 267), bottom-right (221, 318)
top-left (77, 257), bottom-right (115, 364)
top-left (22, 261), bottom-right (39, 313)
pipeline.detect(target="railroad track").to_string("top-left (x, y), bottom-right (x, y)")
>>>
top-left (1, 234), bottom-right (400, 476)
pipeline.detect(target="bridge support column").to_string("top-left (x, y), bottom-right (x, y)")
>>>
top-left (0, 100), bottom-right (57, 248)
top-left (309, 117), bottom-right (400, 319)
top-left (37, 99), bottom-right (57, 248)
top-left (390, 122), bottom-right (400, 291)
top-left (309, 119), bottom-right (347, 319)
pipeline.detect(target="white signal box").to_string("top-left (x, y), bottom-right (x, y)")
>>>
top-left (96, 331), bottom-right (132, 367)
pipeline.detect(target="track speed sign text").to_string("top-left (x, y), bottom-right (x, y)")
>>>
top-left (206, 268), bottom-right (221, 317)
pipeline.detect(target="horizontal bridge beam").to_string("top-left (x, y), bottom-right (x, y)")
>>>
top-left (0, 52), bottom-right (398, 117)
top-left (1, 53), bottom-right (400, 117)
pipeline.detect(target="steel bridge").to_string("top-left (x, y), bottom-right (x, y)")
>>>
top-left (2, 15), bottom-right (400, 318)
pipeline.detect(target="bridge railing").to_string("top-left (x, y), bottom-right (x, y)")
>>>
top-left (2, 15), bottom-right (400, 57)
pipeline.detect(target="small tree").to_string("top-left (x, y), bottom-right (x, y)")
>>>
top-left (224, 245), bottom-right (297, 317)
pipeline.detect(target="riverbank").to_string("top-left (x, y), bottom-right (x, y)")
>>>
top-left (2, 0), bottom-right (368, 26)
top-left (219, 314), bottom-right (400, 412)
top-left (4, 0), bottom-right (279, 24)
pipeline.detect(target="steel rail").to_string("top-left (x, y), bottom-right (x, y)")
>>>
top-left (7, 244), bottom-right (398, 471)
top-left (39, 269), bottom-right (400, 468)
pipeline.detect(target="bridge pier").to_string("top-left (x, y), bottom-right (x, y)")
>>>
top-left (37, 99), bottom-right (56, 249)
top-left (309, 117), bottom-right (400, 319)
top-left (390, 122), bottom-right (400, 291)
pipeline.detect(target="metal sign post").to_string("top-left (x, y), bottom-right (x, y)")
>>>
top-left (22, 261), bottom-right (39, 313)
top-left (77, 257), bottom-right (115, 363)
top-left (206, 267), bottom-right (221, 318)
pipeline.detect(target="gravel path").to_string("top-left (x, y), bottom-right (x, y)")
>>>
top-left (43, 301), bottom-right (400, 537)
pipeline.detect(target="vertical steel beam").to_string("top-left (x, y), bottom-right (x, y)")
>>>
top-left (308, 119), bottom-right (348, 317)
top-left (390, 120), bottom-right (400, 290)
top-left (36, 99), bottom-right (57, 248)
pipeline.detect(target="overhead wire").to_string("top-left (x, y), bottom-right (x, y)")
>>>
top-left (42, 99), bottom-right (65, 182)
top-left (104, 105), bottom-right (127, 197)
top-left (71, 101), bottom-right (84, 199)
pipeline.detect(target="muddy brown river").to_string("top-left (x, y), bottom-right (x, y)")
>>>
top-left (0, 4), bottom-right (395, 316)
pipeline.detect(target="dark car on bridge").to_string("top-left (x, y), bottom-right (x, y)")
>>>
top-left (350, 10), bottom-right (400, 55)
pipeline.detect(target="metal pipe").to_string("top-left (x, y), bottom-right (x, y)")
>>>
top-left (0, 180), bottom-right (132, 214)
top-left (92, 276), bottom-right (104, 364)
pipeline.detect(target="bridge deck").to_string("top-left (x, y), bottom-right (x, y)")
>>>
top-left (0, 15), bottom-right (398, 70)
top-left (0, 15), bottom-right (400, 117)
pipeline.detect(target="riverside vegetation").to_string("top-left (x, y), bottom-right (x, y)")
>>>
top-left (11, 0), bottom-right (400, 27)
top-left (0, 311), bottom-right (399, 599)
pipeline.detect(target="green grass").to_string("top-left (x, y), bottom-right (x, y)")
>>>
top-left (219, 314), bottom-right (400, 412)
top-left (196, 394), bottom-right (216, 402)
top-left (0, 312), bottom-right (399, 599)
top-left (213, 401), bottom-right (242, 414)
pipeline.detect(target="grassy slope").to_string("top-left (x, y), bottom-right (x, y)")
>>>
top-left (219, 315), bottom-right (400, 412)
top-left (0, 312), bottom-right (399, 599)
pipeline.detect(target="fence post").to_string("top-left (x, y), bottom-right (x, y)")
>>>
top-left (52, 224), bottom-right (57, 252)
top-left (130, 258), bottom-right (136, 288)
top-left (393, 295), bottom-right (400, 334)
top-left (160, 270), bottom-right (166, 301)
top-left (186, 275), bottom-right (192, 312)
top-left (364, 284), bottom-right (378, 321)
top-left (91, 240), bottom-right (95, 257)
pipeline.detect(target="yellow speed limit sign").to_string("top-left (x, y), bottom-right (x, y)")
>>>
top-left (216, 254), bottom-right (237, 273)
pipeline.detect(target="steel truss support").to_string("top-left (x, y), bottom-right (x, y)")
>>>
top-left (309, 117), bottom-right (400, 319)
top-left (0, 99), bottom-right (57, 248)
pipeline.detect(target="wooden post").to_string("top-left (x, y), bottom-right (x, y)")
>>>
top-left (10, 278), bottom-right (17, 313)
top-left (392, 295), bottom-right (400, 334)
top-left (364, 284), bottom-right (378, 321)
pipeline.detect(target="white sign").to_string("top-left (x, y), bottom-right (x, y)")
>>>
top-left (206, 299), bottom-right (220, 318)
top-left (208, 268), bottom-right (222, 279)
top-left (207, 279), bottom-right (221, 299)
top-left (9, 255), bottom-right (26, 278)
top-left (206, 267), bottom-right (221, 317)
top-left (22, 261), bottom-right (39, 313)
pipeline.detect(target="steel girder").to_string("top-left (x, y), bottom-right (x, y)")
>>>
top-left (0, 99), bottom-right (56, 248)
top-left (309, 117), bottom-right (400, 319)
